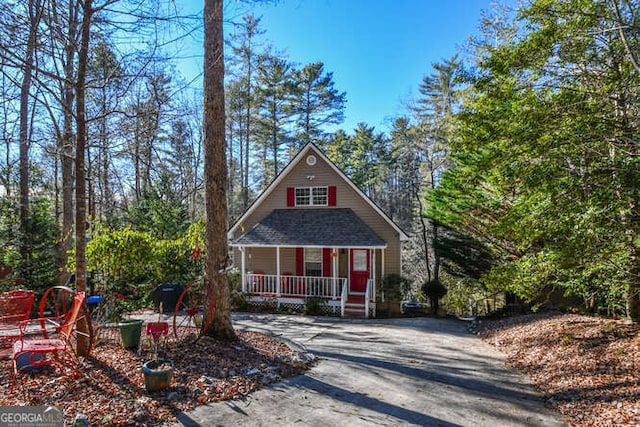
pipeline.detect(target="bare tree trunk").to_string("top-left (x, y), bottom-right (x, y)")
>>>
top-left (203, 0), bottom-right (236, 340)
top-left (243, 46), bottom-right (251, 210)
top-left (412, 180), bottom-right (432, 283)
top-left (75, 0), bottom-right (91, 294)
top-left (57, 0), bottom-right (79, 287)
top-left (73, 0), bottom-right (93, 356)
top-left (18, 0), bottom-right (43, 277)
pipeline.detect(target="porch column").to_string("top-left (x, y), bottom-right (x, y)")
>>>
top-left (371, 249), bottom-right (376, 301)
top-left (276, 246), bottom-right (281, 297)
top-left (332, 247), bottom-right (337, 299)
top-left (347, 248), bottom-right (351, 296)
top-left (380, 248), bottom-right (385, 302)
top-left (240, 247), bottom-right (246, 293)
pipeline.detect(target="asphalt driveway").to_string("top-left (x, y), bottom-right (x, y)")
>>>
top-left (171, 314), bottom-right (565, 427)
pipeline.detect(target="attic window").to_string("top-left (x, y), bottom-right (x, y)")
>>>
top-left (295, 187), bottom-right (328, 206)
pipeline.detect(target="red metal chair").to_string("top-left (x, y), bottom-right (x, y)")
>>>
top-left (12, 291), bottom-right (86, 386)
top-left (0, 290), bottom-right (35, 357)
top-left (0, 290), bottom-right (35, 323)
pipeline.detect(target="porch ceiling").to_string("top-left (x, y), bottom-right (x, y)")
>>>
top-left (231, 208), bottom-right (387, 248)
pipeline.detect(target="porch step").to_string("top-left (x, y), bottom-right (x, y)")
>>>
top-left (346, 295), bottom-right (365, 305)
top-left (343, 300), bottom-right (366, 318)
top-left (343, 309), bottom-right (366, 318)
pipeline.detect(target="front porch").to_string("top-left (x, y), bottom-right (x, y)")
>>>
top-left (230, 209), bottom-right (390, 318)
top-left (242, 273), bottom-right (375, 318)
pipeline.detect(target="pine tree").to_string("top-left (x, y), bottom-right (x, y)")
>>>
top-left (292, 62), bottom-right (346, 147)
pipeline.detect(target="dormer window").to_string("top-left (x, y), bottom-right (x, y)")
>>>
top-left (296, 187), bottom-right (328, 206)
top-left (287, 185), bottom-right (336, 207)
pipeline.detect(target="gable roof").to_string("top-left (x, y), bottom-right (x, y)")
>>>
top-left (228, 143), bottom-right (409, 241)
top-left (231, 208), bottom-right (387, 248)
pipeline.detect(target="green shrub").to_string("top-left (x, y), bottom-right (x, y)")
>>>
top-left (382, 273), bottom-right (411, 301)
top-left (305, 296), bottom-right (327, 316)
top-left (69, 219), bottom-right (206, 311)
top-left (230, 290), bottom-right (248, 311)
top-left (422, 280), bottom-right (448, 315)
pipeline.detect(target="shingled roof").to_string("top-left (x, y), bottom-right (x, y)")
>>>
top-left (231, 208), bottom-right (387, 248)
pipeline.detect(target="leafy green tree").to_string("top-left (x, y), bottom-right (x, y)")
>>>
top-left (429, 0), bottom-right (640, 319)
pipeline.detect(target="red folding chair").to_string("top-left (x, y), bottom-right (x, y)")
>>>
top-left (12, 292), bottom-right (86, 386)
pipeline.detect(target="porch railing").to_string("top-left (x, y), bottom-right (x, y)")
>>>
top-left (246, 273), bottom-right (346, 299)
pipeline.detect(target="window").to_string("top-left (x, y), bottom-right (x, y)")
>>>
top-left (305, 248), bottom-right (322, 277)
top-left (352, 249), bottom-right (368, 271)
top-left (295, 187), bottom-right (328, 206)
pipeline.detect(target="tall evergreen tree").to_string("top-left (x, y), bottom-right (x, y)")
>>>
top-left (412, 55), bottom-right (462, 284)
top-left (292, 61), bottom-right (346, 147)
top-left (254, 53), bottom-right (295, 186)
top-left (86, 39), bottom-right (124, 224)
top-left (227, 14), bottom-right (265, 210)
top-left (388, 117), bottom-right (419, 232)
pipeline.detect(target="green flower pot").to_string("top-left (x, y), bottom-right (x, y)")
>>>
top-left (118, 319), bottom-right (143, 349)
top-left (142, 359), bottom-right (174, 392)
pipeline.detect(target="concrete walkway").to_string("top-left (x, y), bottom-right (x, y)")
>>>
top-left (171, 314), bottom-right (566, 427)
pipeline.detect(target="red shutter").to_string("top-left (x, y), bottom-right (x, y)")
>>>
top-left (328, 186), bottom-right (337, 206)
top-left (296, 247), bottom-right (304, 276)
top-left (322, 248), bottom-right (331, 277)
top-left (287, 187), bottom-right (295, 207)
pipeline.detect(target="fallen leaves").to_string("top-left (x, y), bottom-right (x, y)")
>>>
top-left (478, 313), bottom-right (640, 426)
top-left (0, 330), bottom-right (315, 425)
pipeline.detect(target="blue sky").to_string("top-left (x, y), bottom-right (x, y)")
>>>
top-left (177, 1), bottom-right (502, 133)
top-left (240, 0), bottom-right (496, 132)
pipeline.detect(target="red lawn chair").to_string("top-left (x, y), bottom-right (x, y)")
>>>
top-left (0, 289), bottom-right (35, 323)
top-left (0, 290), bottom-right (35, 358)
top-left (12, 291), bottom-right (86, 386)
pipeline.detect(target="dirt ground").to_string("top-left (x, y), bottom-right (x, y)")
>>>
top-left (0, 329), bottom-right (315, 425)
top-left (478, 312), bottom-right (640, 426)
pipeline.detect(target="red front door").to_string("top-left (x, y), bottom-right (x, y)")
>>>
top-left (350, 249), bottom-right (369, 292)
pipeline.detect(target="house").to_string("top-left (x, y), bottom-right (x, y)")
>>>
top-left (228, 143), bottom-right (409, 317)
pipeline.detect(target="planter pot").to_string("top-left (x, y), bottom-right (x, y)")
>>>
top-left (118, 319), bottom-right (143, 349)
top-left (142, 359), bottom-right (174, 392)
